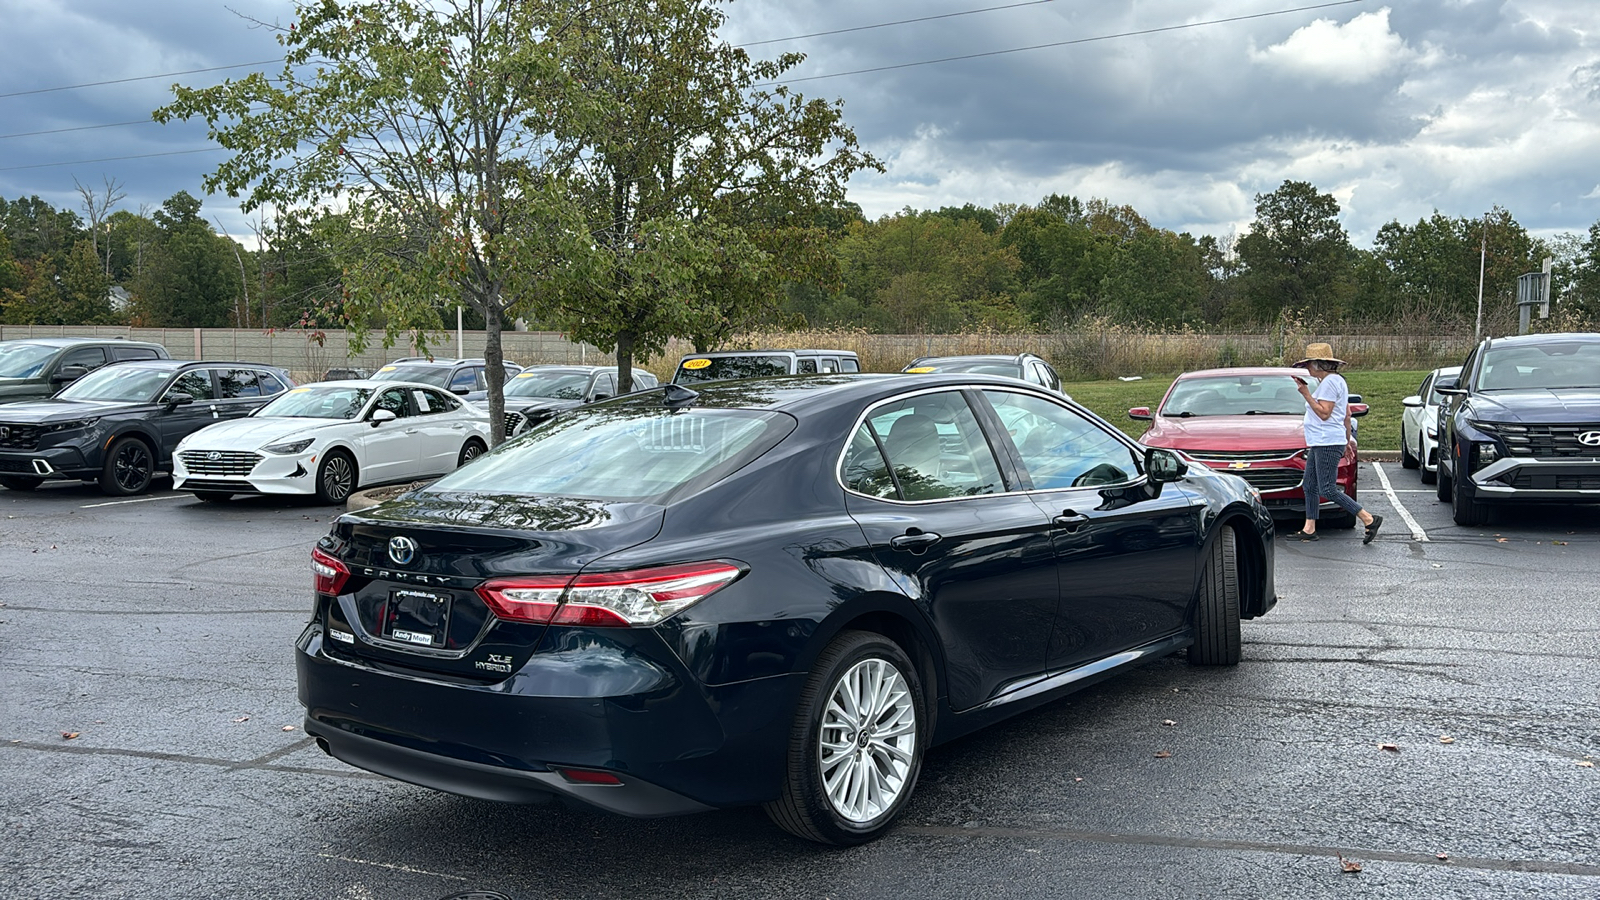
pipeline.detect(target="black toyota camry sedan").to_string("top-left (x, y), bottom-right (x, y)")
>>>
top-left (298, 374), bottom-right (1277, 844)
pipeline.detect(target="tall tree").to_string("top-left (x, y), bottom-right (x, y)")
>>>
top-left (1234, 180), bottom-right (1357, 324)
top-left (550, 0), bottom-right (878, 391)
top-left (159, 0), bottom-right (595, 444)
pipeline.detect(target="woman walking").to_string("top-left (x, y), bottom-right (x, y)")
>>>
top-left (1289, 343), bottom-right (1383, 543)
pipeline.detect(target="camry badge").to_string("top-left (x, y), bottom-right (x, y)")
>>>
top-left (1579, 431), bottom-right (1600, 447)
top-left (388, 536), bottom-right (418, 566)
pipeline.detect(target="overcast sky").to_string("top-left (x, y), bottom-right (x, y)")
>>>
top-left (2, 0), bottom-right (1597, 249)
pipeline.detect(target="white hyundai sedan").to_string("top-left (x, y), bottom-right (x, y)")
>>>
top-left (172, 380), bottom-right (493, 504)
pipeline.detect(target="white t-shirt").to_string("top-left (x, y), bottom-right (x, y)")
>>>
top-left (1302, 373), bottom-right (1349, 447)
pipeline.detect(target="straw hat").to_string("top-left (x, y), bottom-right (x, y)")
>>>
top-left (1292, 342), bottom-right (1345, 368)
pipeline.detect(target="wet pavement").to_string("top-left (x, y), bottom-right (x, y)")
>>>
top-left (1, 466), bottom-right (1596, 899)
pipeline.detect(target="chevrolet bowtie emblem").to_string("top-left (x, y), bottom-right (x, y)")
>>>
top-left (1227, 461), bottom-right (1250, 469)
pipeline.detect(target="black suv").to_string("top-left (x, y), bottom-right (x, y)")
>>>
top-left (464, 365), bottom-right (660, 437)
top-left (903, 353), bottom-right (1069, 398)
top-left (371, 358), bottom-right (523, 395)
top-left (0, 337), bottom-right (171, 404)
top-left (1436, 332), bottom-right (1600, 525)
top-left (0, 360), bottom-right (294, 496)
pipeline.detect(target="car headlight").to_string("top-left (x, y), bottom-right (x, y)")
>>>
top-left (264, 438), bottom-right (315, 455)
top-left (45, 418), bottom-right (100, 432)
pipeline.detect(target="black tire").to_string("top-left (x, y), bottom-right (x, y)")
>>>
top-left (1436, 453), bottom-right (1453, 502)
top-left (192, 491), bottom-right (233, 503)
top-left (1400, 431), bottom-right (1419, 469)
top-left (0, 475), bottom-right (43, 492)
top-left (764, 631), bottom-right (927, 846)
top-left (315, 451), bottom-right (357, 505)
top-left (1451, 458), bottom-right (1490, 527)
top-left (99, 436), bottom-right (155, 496)
top-left (1189, 526), bottom-right (1241, 666)
top-left (1419, 436), bottom-right (1437, 485)
top-left (457, 438), bottom-right (487, 468)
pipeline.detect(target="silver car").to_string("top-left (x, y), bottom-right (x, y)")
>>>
top-left (1399, 365), bottom-right (1462, 484)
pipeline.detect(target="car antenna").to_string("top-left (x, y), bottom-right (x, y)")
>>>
top-left (661, 383), bottom-right (699, 407)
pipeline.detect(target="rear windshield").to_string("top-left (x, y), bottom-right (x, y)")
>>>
top-left (54, 365), bottom-right (172, 402)
top-left (506, 371), bottom-right (591, 399)
top-left (426, 406), bottom-right (795, 501)
top-left (1160, 374), bottom-right (1311, 417)
top-left (1478, 342), bottom-right (1600, 391)
top-left (371, 364), bottom-right (450, 388)
top-left (675, 355), bottom-right (790, 384)
top-left (0, 343), bottom-right (57, 379)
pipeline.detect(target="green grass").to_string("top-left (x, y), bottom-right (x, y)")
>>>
top-left (1066, 370), bottom-right (1431, 451)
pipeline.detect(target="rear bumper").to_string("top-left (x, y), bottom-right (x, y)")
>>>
top-left (296, 626), bottom-right (798, 815)
top-left (1468, 457), bottom-right (1600, 502)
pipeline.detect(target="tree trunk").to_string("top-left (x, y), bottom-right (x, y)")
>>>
top-left (484, 301), bottom-right (507, 448)
top-left (615, 329), bottom-right (635, 395)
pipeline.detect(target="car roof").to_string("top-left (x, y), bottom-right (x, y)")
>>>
top-left (1483, 332), bottom-right (1600, 348)
top-left (296, 378), bottom-right (451, 390)
top-left (910, 354), bottom-right (1033, 365)
top-left (515, 365), bottom-right (653, 375)
top-left (1174, 366), bottom-right (1308, 379)
top-left (4, 336), bottom-right (164, 348)
top-left (105, 359), bottom-right (289, 372)
top-left (616, 372), bottom-right (1060, 416)
top-left (680, 348), bottom-right (857, 357)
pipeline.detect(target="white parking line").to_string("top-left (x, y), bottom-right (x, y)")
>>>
top-left (1369, 462), bottom-right (1428, 542)
top-left (79, 494), bottom-right (187, 509)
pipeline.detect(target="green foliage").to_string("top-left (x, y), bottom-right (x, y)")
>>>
top-left (1234, 180), bottom-right (1357, 322)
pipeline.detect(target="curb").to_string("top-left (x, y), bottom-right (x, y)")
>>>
top-left (346, 488), bottom-right (384, 512)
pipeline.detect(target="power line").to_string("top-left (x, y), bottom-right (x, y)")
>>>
top-left (764, 0), bottom-right (1369, 84)
top-left (0, 120), bottom-right (156, 141)
top-left (0, 147), bottom-right (227, 172)
top-left (0, 59), bottom-right (284, 99)
top-left (738, 0), bottom-right (1057, 47)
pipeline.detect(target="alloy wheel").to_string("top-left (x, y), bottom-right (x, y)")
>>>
top-left (114, 443), bottom-right (152, 492)
top-left (321, 455), bottom-right (354, 501)
top-left (818, 658), bottom-right (918, 823)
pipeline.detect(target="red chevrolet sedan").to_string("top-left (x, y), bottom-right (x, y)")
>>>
top-left (1130, 367), bottom-right (1367, 527)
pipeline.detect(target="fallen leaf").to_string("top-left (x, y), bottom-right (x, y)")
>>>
top-left (1578, 760), bottom-right (1594, 768)
top-left (1495, 537), bottom-right (1508, 543)
top-left (281, 725), bottom-right (297, 732)
top-left (1162, 719), bottom-right (1177, 727)
top-left (1553, 540), bottom-right (1568, 546)
top-left (1430, 563), bottom-right (1443, 568)
top-left (1436, 852), bottom-right (1449, 860)
top-left (1338, 854), bottom-right (1362, 873)
top-left (1439, 735), bottom-right (1455, 744)
top-left (1074, 777), bottom-right (1083, 782)
top-left (232, 716), bottom-right (250, 723)
top-left (61, 731), bottom-right (79, 740)
top-left (1154, 750), bottom-right (1172, 759)
top-left (1378, 743), bottom-right (1400, 752)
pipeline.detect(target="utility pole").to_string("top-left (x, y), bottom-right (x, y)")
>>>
top-left (1474, 213), bottom-right (1488, 342)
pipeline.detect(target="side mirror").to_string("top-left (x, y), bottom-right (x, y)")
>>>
top-left (1128, 406), bottom-right (1153, 421)
top-left (1348, 394), bottom-right (1363, 404)
top-left (1437, 387), bottom-right (1467, 397)
top-left (164, 394), bottom-right (196, 409)
top-left (51, 365), bottom-right (90, 384)
top-left (1350, 402), bottom-right (1369, 418)
top-left (1144, 447), bottom-right (1188, 483)
top-left (590, 393), bottom-right (611, 403)
top-left (1401, 395), bottom-right (1422, 408)
top-left (370, 408), bottom-right (398, 428)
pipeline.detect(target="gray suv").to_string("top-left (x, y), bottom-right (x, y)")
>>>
top-left (0, 337), bottom-right (171, 404)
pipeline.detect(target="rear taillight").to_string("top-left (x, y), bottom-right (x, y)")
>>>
top-left (311, 547), bottom-right (351, 596)
top-left (477, 561), bottom-right (742, 627)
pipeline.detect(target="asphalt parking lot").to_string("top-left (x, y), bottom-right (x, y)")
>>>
top-left (2, 464), bottom-right (1597, 900)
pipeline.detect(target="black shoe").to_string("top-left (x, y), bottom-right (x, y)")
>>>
top-left (1287, 530), bottom-right (1319, 541)
top-left (1363, 515), bottom-right (1384, 544)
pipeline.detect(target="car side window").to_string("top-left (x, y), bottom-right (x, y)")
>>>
top-left (863, 391), bottom-right (1006, 501)
top-left (374, 388), bottom-right (410, 418)
top-left (842, 424), bottom-right (898, 499)
top-left (218, 369), bottom-right (262, 398)
top-left (451, 366), bottom-right (481, 393)
top-left (60, 347), bottom-right (107, 369)
top-left (840, 358), bottom-right (860, 373)
top-left (797, 359), bottom-right (818, 374)
top-left (166, 370), bottom-right (216, 401)
top-left (113, 347), bottom-right (162, 361)
top-left (258, 372), bottom-right (287, 395)
top-left (592, 373), bottom-right (617, 399)
top-left (412, 388), bottom-right (455, 414)
top-left (984, 390), bottom-right (1140, 489)
top-left (819, 358), bottom-right (839, 373)
top-left (1039, 362), bottom-right (1062, 392)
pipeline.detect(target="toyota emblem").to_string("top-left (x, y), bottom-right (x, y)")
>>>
top-left (388, 536), bottom-right (418, 566)
top-left (1578, 431), bottom-right (1600, 447)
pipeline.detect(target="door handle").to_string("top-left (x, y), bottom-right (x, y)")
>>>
top-left (1053, 510), bottom-right (1090, 532)
top-left (889, 529), bottom-right (942, 554)
top-left (404, 428), bottom-right (419, 435)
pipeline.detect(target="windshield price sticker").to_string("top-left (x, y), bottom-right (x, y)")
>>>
top-left (682, 358), bottom-right (712, 370)
top-left (905, 366), bottom-right (937, 374)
